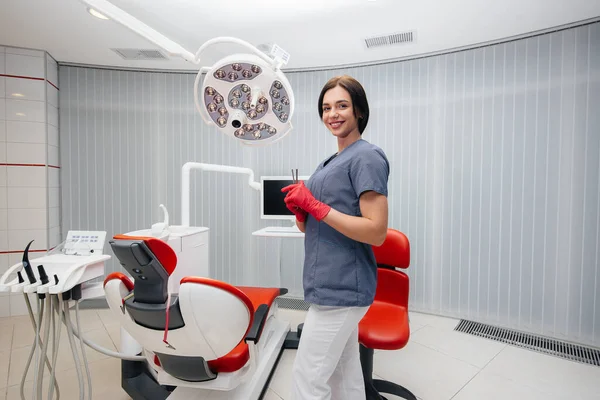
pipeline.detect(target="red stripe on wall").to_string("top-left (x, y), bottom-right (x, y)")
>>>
top-left (0, 74), bottom-right (59, 90)
top-left (47, 81), bottom-right (59, 91)
top-left (0, 248), bottom-right (55, 255)
top-left (0, 74), bottom-right (44, 81)
top-left (0, 163), bottom-right (60, 168)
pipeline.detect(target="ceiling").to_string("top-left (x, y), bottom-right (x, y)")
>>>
top-left (0, 0), bottom-right (599, 72)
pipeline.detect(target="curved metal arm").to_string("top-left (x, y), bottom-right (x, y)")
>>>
top-left (193, 37), bottom-right (275, 67)
top-left (181, 162), bottom-right (261, 227)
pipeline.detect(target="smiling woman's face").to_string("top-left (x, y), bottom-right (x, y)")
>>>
top-left (321, 85), bottom-right (360, 138)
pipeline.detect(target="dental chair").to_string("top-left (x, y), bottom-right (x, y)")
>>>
top-left (103, 234), bottom-right (290, 400)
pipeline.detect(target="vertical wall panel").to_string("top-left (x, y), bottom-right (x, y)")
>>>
top-left (59, 22), bottom-right (600, 346)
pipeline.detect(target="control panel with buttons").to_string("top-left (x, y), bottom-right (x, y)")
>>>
top-left (64, 231), bottom-right (107, 255)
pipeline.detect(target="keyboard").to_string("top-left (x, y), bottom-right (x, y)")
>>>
top-left (263, 226), bottom-right (301, 233)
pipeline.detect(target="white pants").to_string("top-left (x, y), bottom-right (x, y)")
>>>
top-left (291, 304), bottom-right (369, 400)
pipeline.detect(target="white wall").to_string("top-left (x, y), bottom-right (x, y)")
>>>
top-left (58, 22), bottom-right (600, 346)
top-left (0, 45), bottom-right (61, 317)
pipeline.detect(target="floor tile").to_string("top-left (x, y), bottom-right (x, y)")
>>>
top-left (6, 326), bottom-right (116, 387)
top-left (408, 312), bottom-right (460, 331)
top-left (268, 349), bottom-right (296, 400)
top-left (372, 373), bottom-right (425, 400)
top-left (0, 325), bottom-right (12, 352)
top-left (103, 323), bottom-right (122, 350)
top-left (11, 318), bottom-right (38, 349)
top-left (0, 350), bottom-right (9, 389)
top-left (263, 388), bottom-right (283, 400)
top-left (96, 308), bottom-right (120, 329)
top-left (452, 368), bottom-right (574, 400)
top-left (69, 309), bottom-right (104, 333)
top-left (277, 309), bottom-right (306, 332)
top-left (4, 357), bottom-right (128, 400)
top-left (482, 346), bottom-right (600, 399)
top-left (411, 325), bottom-right (506, 368)
top-left (373, 341), bottom-right (480, 400)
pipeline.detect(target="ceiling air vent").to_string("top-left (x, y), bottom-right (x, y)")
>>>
top-left (364, 31), bottom-right (415, 49)
top-left (112, 48), bottom-right (168, 60)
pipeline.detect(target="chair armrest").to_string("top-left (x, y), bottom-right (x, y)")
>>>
top-left (245, 304), bottom-right (269, 344)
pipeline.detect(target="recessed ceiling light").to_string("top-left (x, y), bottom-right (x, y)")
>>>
top-left (87, 7), bottom-right (109, 20)
top-left (11, 93), bottom-right (25, 97)
top-left (16, 113), bottom-right (26, 117)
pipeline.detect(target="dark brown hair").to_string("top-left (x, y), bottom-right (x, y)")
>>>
top-left (317, 75), bottom-right (370, 134)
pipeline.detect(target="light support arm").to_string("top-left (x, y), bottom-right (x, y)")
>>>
top-left (181, 162), bottom-right (261, 227)
top-left (194, 37), bottom-right (277, 68)
top-left (80, 0), bottom-right (197, 62)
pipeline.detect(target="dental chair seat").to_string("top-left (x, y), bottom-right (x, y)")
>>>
top-left (104, 234), bottom-right (290, 397)
top-left (105, 273), bottom-right (283, 375)
top-left (358, 298), bottom-right (409, 350)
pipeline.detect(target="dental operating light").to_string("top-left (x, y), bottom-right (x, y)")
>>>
top-left (79, 0), bottom-right (295, 146)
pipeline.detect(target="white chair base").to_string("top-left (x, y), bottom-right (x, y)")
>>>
top-left (121, 316), bottom-right (290, 400)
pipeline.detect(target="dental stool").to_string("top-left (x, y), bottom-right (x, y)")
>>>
top-left (358, 229), bottom-right (417, 400)
top-left (103, 235), bottom-right (290, 400)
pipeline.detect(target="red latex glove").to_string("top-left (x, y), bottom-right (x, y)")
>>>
top-left (281, 182), bottom-right (331, 222)
top-left (286, 199), bottom-right (308, 222)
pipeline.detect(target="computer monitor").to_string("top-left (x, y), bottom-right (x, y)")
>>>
top-left (261, 176), bottom-right (311, 220)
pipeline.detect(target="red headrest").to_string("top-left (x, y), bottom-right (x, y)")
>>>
top-left (372, 229), bottom-right (410, 269)
top-left (112, 234), bottom-right (177, 276)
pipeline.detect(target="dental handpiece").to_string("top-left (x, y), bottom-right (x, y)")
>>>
top-left (38, 265), bottom-right (49, 285)
top-left (22, 240), bottom-right (37, 284)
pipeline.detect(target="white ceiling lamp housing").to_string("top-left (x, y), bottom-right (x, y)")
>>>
top-left (79, 0), bottom-right (294, 146)
top-left (87, 7), bottom-right (109, 20)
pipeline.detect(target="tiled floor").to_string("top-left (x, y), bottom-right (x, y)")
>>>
top-left (0, 307), bottom-right (599, 400)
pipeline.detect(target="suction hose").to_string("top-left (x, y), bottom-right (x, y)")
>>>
top-left (20, 294), bottom-right (60, 400)
top-left (63, 297), bottom-right (85, 400)
top-left (56, 301), bottom-right (146, 362)
top-left (75, 301), bottom-right (92, 400)
top-left (48, 295), bottom-right (63, 400)
top-left (36, 295), bottom-right (52, 400)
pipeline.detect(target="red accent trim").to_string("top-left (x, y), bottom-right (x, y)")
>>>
top-left (236, 286), bottom-right (282, 310)
top-left (0, 74), bottom-right (44, 81)
top-left (372, 229), bottom-right (410, 269)
top-left (180, 277), bottom-right (258, 373)
top-left (0, 247), bottom-right (55, 255)
top-left (207, 342), bottom-right (250, 373)
top-left (0, 163), bottom-right (60, 169)
top-left (1, 163), bottom-right (45, 167)
top-left (0, 74), bottom-right (59, 90)
top-left (154, 355), bottom-right (161, 367)
top-left (47, 81), bottom-right (59, 91)
top-left (104, 272), bottom-right (134, 291)
top-left (112, 235), bottom-right (177, 276)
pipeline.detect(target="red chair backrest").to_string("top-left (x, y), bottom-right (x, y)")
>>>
top-left (372, 229), bottom-right (410, 270)
top-left (372, 229), bottom-right (410, 308)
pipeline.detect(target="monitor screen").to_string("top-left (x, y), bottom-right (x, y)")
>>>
top-left (261, 176), bottom-right (310, 220)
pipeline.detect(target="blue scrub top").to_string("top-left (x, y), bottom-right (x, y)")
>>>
top-left (303, 139), bottom-right (390, 307)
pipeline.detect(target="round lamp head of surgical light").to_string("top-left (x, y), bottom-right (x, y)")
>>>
top-left (196, 53), bottom-right (294, 146)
